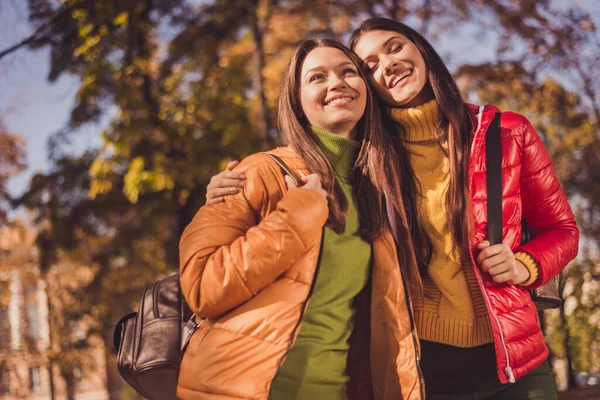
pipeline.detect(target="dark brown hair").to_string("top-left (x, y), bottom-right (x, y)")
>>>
top-left (278, 38), bottom-right (413, 254)
top-left (349, 18), bottom-right (473, 274)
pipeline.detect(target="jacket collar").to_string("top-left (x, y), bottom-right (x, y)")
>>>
top-left (467, 103), bottom-right (501, 140)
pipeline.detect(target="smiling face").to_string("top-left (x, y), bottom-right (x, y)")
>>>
top-left (299, 47), bottom-right (367, 139)
top-left (353, 30), bottom-right (433, 108)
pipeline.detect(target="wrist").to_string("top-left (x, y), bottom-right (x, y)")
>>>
top-left (516, 260), bottom-right (530, 285)
top-left (514, 251), bottom-right (540, 286)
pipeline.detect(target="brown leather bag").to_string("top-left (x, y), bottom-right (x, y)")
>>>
top-left (113, 274), bottom-right (199, 400)
top-left (520, 221), bottom-right (562, 310)
top-left (112, 153), bottom-right (297, 399)
top-left (486, 112), bottom-right (561, 311)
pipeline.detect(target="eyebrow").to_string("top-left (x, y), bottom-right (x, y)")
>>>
top-left (363, 36), bottom-right (402, 58)
top-left (303, 61), bottom-right (356, 77)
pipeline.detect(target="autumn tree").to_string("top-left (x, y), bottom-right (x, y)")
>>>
top-left (1, 0), bottom-right (598, 395)
top-left (0, 124), bottom-right (26, 224)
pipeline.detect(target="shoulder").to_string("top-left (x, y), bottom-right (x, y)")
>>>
top-left (467, 103), bottom-right (530, 127)
top-left (230, 147), bottom-right (306, 204)
top-left (234, 147), bottom-right (309, 189)
top-left (468, 103), bottom-right (534, 138)
top-left (499, 111), bottom-right (532, 133)
top-left (234, 147), bottom-right (304, 173)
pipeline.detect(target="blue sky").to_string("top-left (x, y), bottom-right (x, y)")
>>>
top-left (1, 0), bottom-right (599, 200)
top-left (0, 0), bottom-right (105, 199)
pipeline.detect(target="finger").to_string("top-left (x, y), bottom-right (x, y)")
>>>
top-left (476, 243), bottom-right (505, 264)
top-left (222, 170), bottom-right (246, 180)
top-left (213, 178), bottom-right (245, 189)
top-left (206, 197), bottom-right (224, 205)
top-left (476, 241), bottom-right (491, 249)
top-left (208, 187), bottom-right (239, 199)
top-left (226, 160), bottom-right (240, 170)
top-left (302, 173), bottom-right (319, 182)
top-left (486, 261), bottom-right (511, 277)
top-left (285, 175), bottom-right (298, 189)
top-left (480, 253), bottom-right (508, 273)
top-left (301, 175), bottom-right (313, 183)
top-left (491, 270), bottom-right (513, 284)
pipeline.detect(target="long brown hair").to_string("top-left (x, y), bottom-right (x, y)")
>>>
top-left (349, 18), bottom-right (473, 273)
top-left (278, 38), bottom-right (412, 254)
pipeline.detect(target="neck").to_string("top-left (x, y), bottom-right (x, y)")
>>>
top-left (400, 86), bottom-right (435, 109)
top-left (311, 126), bottom-right (360, 179)
top-left (389, 99), bottom-right (440, 141)
top-left (326, 123), bottom-right (357, 140)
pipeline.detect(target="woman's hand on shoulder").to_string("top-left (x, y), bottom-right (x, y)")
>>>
top-left (285, 173), bottom-right (327, 199)
top-left (205, 160), bottom-right (245, 205)
top-left (476, 241), bottom-right (530, 285)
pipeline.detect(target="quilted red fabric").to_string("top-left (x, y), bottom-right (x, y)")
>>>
top-left (466, 104), bottom-right (579, 384)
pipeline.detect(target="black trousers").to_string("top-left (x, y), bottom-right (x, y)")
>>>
top-left (421, 340), bottom-right (558, 400)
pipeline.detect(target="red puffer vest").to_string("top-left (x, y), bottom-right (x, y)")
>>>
top-left (466, 104), bottom-right (579, 384)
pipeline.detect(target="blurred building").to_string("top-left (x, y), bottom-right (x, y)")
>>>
top-left (0, 224), bottom-right (109, 399)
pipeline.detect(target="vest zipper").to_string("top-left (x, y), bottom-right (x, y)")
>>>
top-left (267, 227), bottom-right (325, 395)
top-left (470, 106), bottom-right (515, 384)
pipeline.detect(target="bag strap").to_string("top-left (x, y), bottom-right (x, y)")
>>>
top-left (486, 112), bottom-right (503, 245)
top-left (261, 152), bottom-right (300, 186)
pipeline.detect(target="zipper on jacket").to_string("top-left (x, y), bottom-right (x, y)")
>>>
top-left (470, 252), bottom-right (515, 383)
top-left (267, 228), bottom-right (326, 395)
top-left (385, 193), bottom-right (425, 398)
top-left (396, 244), bottom-right (426, 400)
top-left (470, 106), bottom-right (515, 384)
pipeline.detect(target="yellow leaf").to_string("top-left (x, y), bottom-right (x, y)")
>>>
top-left (78, 23), bottom-right (94, 38)
top-left (113, 12), bottom-right (129, 27)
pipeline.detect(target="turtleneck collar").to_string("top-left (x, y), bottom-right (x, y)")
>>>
top-left (311, 126), bottom-right (359, 179)
top-left (389, 99), bottom-right (441, 142)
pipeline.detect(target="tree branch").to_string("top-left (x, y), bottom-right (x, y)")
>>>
top-left (0, 4), bottom-right (74, 61)
top-left (574, 60), bottom-right (600, 128)
top-left (0, 27), bottom-right (46, 60)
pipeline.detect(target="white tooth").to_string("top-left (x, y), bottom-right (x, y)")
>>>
top-left (392, 70), bottom-right (411, 87)
top-left (327, 96), bottom-right (352, 105)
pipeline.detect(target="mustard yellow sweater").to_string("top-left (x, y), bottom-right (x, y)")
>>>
top-left (391, 100), bottom-right (538, 347)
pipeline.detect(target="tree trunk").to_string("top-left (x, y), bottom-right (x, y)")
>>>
top-left (248, 0), bottom-right (276, 148)
top-left (47, 359), bottom-right (56, 400)
top-left (62, 370), bottom-right (76, 400)
top-left (44, 279), bottom-right (56, 400)
top-left (560, 305), bottom-right (578, 389)
top-left (103, 330), bottom-right (124, 400)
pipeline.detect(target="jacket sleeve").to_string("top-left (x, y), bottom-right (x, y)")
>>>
top-left (179, 161), bottom-right (328, 319)
top-left (516, 115), bottom-right (579, 287)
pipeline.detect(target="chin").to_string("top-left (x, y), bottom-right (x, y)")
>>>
top-left (392, 93), bottom-right (419, 107)
top-left (330, 110), bottom-right (360, 122)
top-left (326, 118), bottom-right (360, 133)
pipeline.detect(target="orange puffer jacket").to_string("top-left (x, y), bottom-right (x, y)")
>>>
top-left (178, 147), bottom-right (424, 400)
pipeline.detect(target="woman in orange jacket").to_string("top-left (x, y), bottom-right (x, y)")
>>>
top-left (206, 18), bottom-right (579, 400)
top-left (178, 38), bottom-right (424, 400)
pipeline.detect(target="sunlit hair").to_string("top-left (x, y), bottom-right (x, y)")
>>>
top-left (349, 18), bottom-right (473, 275)
top-left (278, 38), bottom-right (418, 272)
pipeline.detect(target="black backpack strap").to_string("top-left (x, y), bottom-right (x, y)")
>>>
top-left (486, 112), bottom-right (503, 245)
top-left (262, 152), bottom-right (300, 186)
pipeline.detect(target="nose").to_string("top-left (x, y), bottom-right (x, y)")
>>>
top-left (382, 54), bottom-right (398, 75)
top-left (329, 73), bottom-right (348, 91)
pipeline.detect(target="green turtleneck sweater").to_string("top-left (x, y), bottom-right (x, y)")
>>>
top-left (269, 127), bottom-right (372, 400)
